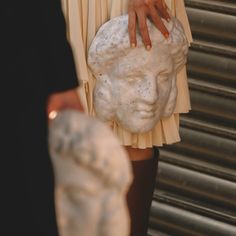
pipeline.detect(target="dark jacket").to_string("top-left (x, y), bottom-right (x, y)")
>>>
top-left (1, 0), bottom-right (79, 235)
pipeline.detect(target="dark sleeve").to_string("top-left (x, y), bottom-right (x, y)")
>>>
top-left (40, 0), bottom-right (79, 94)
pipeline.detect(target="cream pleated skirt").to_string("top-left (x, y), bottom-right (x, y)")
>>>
top-left (61, 0), bottom-right (193, 148)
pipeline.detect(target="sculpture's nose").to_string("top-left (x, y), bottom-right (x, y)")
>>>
top-left (139, 74), bottom-right (158, 105)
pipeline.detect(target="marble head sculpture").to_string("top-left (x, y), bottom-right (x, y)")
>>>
top-left (49, 110), bottom-right (132, 236)
top-left (88, 15), bottom-right (188, 133)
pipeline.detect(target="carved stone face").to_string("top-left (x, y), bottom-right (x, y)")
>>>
top-left (93, 46), bottom-right (176, 133)
top-left (88, 15), bottom-right (188, 133)
top-left (49, 110), bottom-right (132, 236)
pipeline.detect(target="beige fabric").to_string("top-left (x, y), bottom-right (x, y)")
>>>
top-left (62, 0), bottom-right (192, 148)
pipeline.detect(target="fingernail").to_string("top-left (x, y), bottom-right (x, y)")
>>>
top-left (167, 17), bottom-right (171, 22)
top-left (131, 43), bottom-right (136, 48)
top-left (164, 33), bottom-right (169, 39)
top-left (146, 45), bottom-right (151, 51)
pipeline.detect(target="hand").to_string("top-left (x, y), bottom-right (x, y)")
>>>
top-left (47, 88), bottom-right (84, 120)
top-left (128, 0), bottom-right (170, 49)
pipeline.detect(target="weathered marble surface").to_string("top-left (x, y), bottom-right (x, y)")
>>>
top-left (88, 15), bottom-right (188, 133)
top-left (49, 110), bottom-right (132, 236)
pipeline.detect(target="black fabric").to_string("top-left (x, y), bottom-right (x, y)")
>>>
top-left (127, 148), bottom-right (159, 236)
top-left (1, 0), bottom-right (79, 235)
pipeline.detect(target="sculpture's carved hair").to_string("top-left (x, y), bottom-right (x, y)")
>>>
top-left (49, 110), bottom-right (132, 192)
top-left (49, 110), bottom-right (132, 236)
top-left (88, 15), bottom-right (188, 76)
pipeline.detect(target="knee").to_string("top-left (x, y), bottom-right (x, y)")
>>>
top-left (125, 146), bottom-right (154, 161)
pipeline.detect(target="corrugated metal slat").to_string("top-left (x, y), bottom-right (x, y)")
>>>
top-left (149, 0), bottom-right (236, 235)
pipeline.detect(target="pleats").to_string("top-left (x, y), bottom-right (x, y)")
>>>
top-left (61, 0), bottom-right (192, 148)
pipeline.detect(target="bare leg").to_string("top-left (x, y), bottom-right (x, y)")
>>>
top-left (126, 147), bottom-right (159, 236)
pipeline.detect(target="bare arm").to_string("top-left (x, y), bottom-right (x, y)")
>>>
top-left (128, 0), bottom-right (170, 49)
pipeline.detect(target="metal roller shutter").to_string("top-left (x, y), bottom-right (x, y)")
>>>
top-left (149, 1), bottom-right (236, 235)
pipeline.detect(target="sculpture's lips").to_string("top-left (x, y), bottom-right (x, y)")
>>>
top-left (135, 103), bottom-right (157, 111)
top-left (135, 110), bottom-right (156, 118)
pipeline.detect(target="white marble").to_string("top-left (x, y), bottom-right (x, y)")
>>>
top-left (49, 110), bottom-right (132, 236)
top-left (88, 15), bottom-right (188, 133)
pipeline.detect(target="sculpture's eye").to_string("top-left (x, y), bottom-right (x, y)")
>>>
top-left (125, 72), bottom-right (144, 83)
top-left (126, 76), bottom-right (139, 83)
top-left (161, 75), bottom-right (169, 81)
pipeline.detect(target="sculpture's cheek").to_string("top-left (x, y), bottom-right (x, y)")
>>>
top-left (161, 74), bottom-right (178, 118)
top-left (162, 92), bottom-right (177, 117)
top-left (94, 78), bottom-right (116, 121)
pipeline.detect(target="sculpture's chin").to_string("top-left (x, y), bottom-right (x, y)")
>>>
top-left (117, 118), bottom-right (158, 134)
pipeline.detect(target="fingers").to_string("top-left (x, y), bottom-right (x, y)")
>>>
top-left (155, 0), bottom-right (170, 22)
top-left (47, 89), bottom-right (84, 121)
top-left (128, 10), bottom-right (137, 47)
top-left (128, 0), bottom-right (171, 49)
top-left (137, 9), bottom-right (152, 49)
top-left (128, 2), bottom-right (151, 49)
top-left (148, 4), bottom-right (169, 39)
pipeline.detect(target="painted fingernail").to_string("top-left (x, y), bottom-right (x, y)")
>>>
top-left (164, 33), bottom-right (169, 39)
top-left (131, 43), bottom-right (136, 48)
top-left (146, 45), bottom-right (151, 51)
